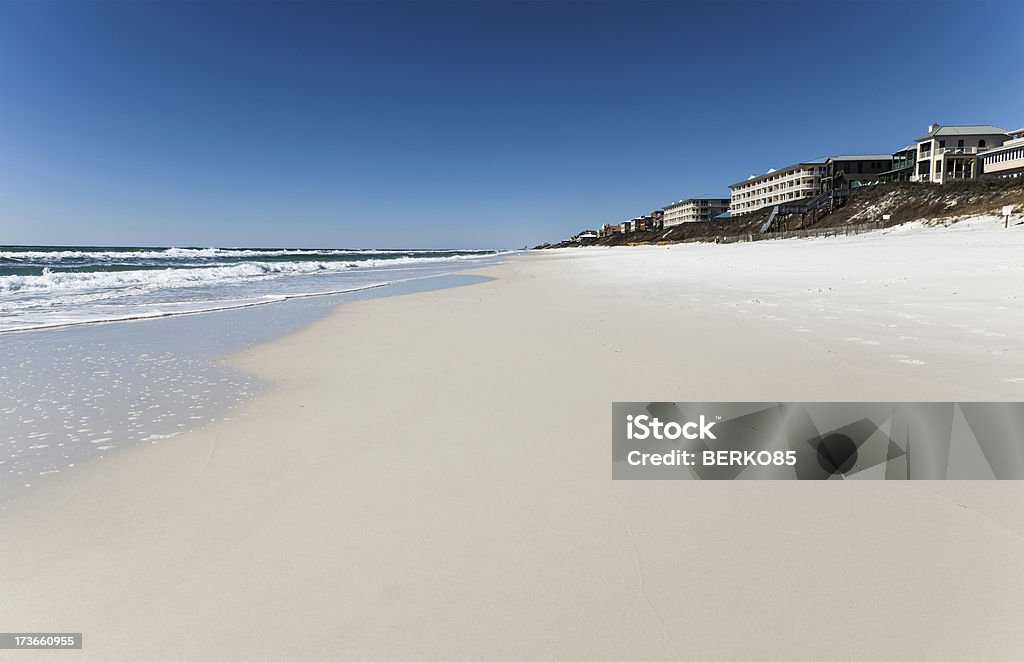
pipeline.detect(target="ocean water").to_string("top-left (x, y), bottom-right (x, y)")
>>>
top-left (0, 245), bottom-right (507, 332)
top-left (0, 245), bottom-right (509, 506)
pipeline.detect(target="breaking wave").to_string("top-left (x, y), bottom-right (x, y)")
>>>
top-left (0, 246), bottom-right (488, 263)
top-left (0, 254), bottom-right (483, 295)
top-left (0, 247), bottom-right (510, 332)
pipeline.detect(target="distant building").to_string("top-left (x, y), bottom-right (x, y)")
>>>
top-left (911, 123), bottom-right (1009, 183)
top-left (598, 223), bottom-right (622, 237)
top-left (980, 128), bottom-right (1024, 179)
top-left (572, 230), bottom-right (598, 242)
top-left (879, 145), bottom-right (917, 183)
top-left (622, 215), bottom-right (656, 234)
top-left (729, 159), bottom-right (828, 215)
top-left (822, 155), bottom-right (893, 191)
top-left (662, 195), bottom-right (731, 227)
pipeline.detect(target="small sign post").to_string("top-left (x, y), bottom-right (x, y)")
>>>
top-left (1002, 205), bottom-right (1014, 229)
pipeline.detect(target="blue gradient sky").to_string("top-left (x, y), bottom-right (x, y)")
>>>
top-left (1, 0), bottom-right (1022, 248)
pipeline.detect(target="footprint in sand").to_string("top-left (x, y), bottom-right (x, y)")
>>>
top-left (843, 337), bottom-right (880, 345)
top-left (897, 335), bottom-right (919, 341)
top-left (899, 358), bottom-right (925, 365)
top-left (792, 327), bottom-right (813, 333)
top-left (1006, 378), bottom-right (1024, 385)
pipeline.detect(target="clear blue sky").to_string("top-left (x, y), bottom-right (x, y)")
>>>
top-left (1, 0), bottom-right (1021, 248)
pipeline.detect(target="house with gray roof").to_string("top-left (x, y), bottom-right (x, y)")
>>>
top-left (879, 145), bottom-right (917, 183)
top-left (822, 154), bottom-right (894, 191)
top-left (911, 124), bottom-right (1010, 184)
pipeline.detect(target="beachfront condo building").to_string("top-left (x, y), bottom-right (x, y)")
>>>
top-left (729, 159), bottom-right (828, 215)
top-left (662, 195), bottom-right (731, 227)
top-left (980, 128), bottom-right (1024, 178)
top-left (821, 155), bottom-right (894, 191)
top-left (911, 124), bottom-right (1009, 183)
top-left (623, 215), bottom-right (651, 233)
top-left (879, 145), bottom-right (917, 183)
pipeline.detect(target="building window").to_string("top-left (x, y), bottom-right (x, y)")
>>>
top-left (939, 140), bottom-right (946, 148)
top-left (979, 139), bottom-right (986, 147)
top-left (958, 139), bottom-right (964, 148)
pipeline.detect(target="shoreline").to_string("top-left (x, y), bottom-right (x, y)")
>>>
top-left (2, 222), bottom-right (1023, 660)
top-left (0, 281), bottom-right (391, 336)
top-left (0, 271), bottom-right (497, 509)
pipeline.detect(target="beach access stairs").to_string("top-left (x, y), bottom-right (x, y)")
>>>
top-left (759, 188), bottom-right (851, 233)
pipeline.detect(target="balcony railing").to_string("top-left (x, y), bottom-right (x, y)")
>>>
top-left (911, 173), bottom-right (931, 182)
top-left (936, 146), bottom-right (985, 155)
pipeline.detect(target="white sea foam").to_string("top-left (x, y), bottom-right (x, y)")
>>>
top-left (0, 247), bottom-right (489, 261)
top-left (0, 248), bottom-right (510, 333)
top-left (2, 261), bottom-right (348, 294)
top-left (0, 253), bottom-right (488, 296)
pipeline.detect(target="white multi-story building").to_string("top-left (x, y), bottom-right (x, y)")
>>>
top-left (728, 159), bottom-right (828, 215)
top-left (980, 128), bottom-right (1024, 178)
top-left (911, 124), bottom-right (1009, 183)
top-left (661, 195), bottom-right (730, 227)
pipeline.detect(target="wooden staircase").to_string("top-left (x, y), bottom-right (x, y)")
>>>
top-left (759, 188), bottom-right (850, 233)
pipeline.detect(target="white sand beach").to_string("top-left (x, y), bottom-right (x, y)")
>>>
top-left (2, 217), bottom-right (1023, 660)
